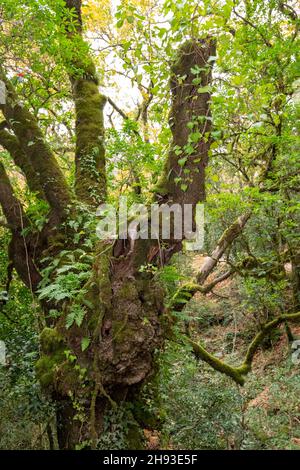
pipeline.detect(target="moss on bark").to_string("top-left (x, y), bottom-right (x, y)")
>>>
top-left (0, 128), bottom-right (44, 197)
top-left (72, 76), bottom-right (107, 206)
top-left (0, 67), bottom-right (72, 219)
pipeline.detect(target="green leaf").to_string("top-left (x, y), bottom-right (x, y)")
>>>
top-left (178, 157), bottom-right (187, 167)
top-left (211, 174), bottom-right (219, 182)
top-left (197, 85), bottom-right (211, 94)
top-left (66, 305), bottom-right (86, 329)
top-left (81, 337), bottom-right (91, 352)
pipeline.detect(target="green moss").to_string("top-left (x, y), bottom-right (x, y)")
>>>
top-left (112, 319), bottom-right (134, 344)
top-left (73, 77), bottom-right (107, 206)
top-left (152, 176), bottom-right (170, 198)
top-left (6, 99), bottom-right (71, 217)
top-left (36, 327), bottom-right (66, 390)
top-left (57, 362), bottom-right (80, 395)
top-left (35, 356), bottom-right (57, 388)
top-left (189, 338), bottom-right (246, 386)
top-left (86, 242), bottom-right (113, 333)
top-left (40, 327), bottom-right (64, 354)
top-left (0, 128), bottom-right (44, 197)
top-left (118, 280), bottom-right (138, 302)
top-left (36, 350), bottom-right (81, 393)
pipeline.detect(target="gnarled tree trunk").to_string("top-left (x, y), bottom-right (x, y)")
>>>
top-left (0, 0), bottom-right (215, 449)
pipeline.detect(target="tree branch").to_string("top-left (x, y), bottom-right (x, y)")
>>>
top-left (64, 0), bottom-right (107, 206)
top-left (187, 311), bottom-right (300, 385)
top-left (0, 127), bottom-right (45, 197)
top-left (0, 66), bottom-right (71, 220)
top-left (155, 38), bottom-right (216, 208)
top-left (0, 162), bottom-right (25, 229)
top-left (232, 9), bottom-right (272, 48)
top-left (0, 162), bottom-right (41, 289)
top-left (196, 212), bottom-right (251, 284)
top-left (106, 96), bottom-right (129, 121)
top-left (168, 213), bottom-right (250, 313)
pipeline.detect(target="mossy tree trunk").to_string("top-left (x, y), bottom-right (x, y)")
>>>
top-left (0, 0), bottom-right (215, 449)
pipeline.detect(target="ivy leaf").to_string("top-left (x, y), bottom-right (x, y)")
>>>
top-left (181, 183), bottom-right (188, 192)
top-left (178, 157), bottom-right (187, 167)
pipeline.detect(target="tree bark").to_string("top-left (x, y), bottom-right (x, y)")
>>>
top-left (0, 127), bottom-right (45, 197)
top-left (36, 37), bottom-right (214, 449)
top-left (0, 66), bottom-right (71, 222)
top-left (65, 0), bottom-right (107, 206)
top-left (0, 162), bottom-right (41, 290)
top-left (0, 1), bottom-right (215, 450)
top-left (196, 212), bottom-right (251, 284)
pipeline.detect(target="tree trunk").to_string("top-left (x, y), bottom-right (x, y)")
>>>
top-left (35, 37), bottom-right (215, 449)
top-left (0, 0), bottom-right (215, 450)
top-left (36, 239), bottom-right (167, 449)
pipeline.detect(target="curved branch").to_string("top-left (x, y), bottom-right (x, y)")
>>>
top-left (277, 1), bottom-right (299, 41)
top-left (0, 128), bottom-right (45, 197)
top-left (232, 9), bottom-right (272, 48)
top-left (0, 67), bottom-right (71, 220)
top-left (187, 337), bottom-right (246, 385)
top-left (169, 269), bottom-right (234, 311)
top-left (201, 269), bottom-right (235, 292)
top-left (0, 162), bottom-right (41, 289)
top-left (168, 213), bottom-right (250, 312)
top-left (196, 211), bottom-right (251, 284)
top-left (106, 96), bottom-right (129, 121)
top-left (187, 311), bottom-right (300, 385)
top-left (0, 162), bottom-right (28, 230)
